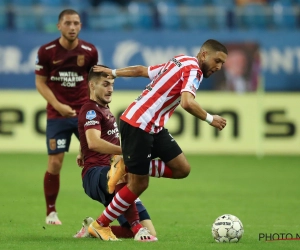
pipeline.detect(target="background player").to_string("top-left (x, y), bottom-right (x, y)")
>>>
top-left (90, 39), bottom-right (228, 231)
top-left (76, 66), bottom-right (157, 241)
top-left (35, 9), bottom-right (98, 225)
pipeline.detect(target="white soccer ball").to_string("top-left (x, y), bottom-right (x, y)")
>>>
top-left (212, 214), bottom-right (244, 243)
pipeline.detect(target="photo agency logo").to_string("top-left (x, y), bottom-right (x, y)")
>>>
top-left (259, 233), bottom-right (300, 241)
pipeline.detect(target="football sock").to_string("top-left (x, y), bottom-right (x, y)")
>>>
top-left (110, 226), bottom-right (134, 238)
top-left (96, 185), bottom-right (138, 227)
top-left (44, 171), bottom-right (59, 215)
top-left (115, 183), bottom-right (141, 232)
top-left (149, 159), bottom-right (173, 178)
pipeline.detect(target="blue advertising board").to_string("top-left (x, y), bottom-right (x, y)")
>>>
top-left (0, 30), bottom-right (300, 91)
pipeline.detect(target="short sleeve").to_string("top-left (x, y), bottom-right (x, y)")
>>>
top-left (90, 46), bottom-right (99, 67)
top-left (82, 108), bottom-right (102, 132)
top-left (148, 63), bottom-right (165, 80)
top-left (35, 47), bottom-right (49, 76)
top-left (181, 66), bottom-right (203, 97)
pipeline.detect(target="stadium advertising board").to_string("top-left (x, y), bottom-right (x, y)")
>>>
top-left (0, 31), bottom-right (300, 91)
top-left (0, 91), bottom-right (299, 154)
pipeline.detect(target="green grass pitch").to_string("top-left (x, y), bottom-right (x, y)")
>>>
top-left (0, 153), bottom-right (300, 250)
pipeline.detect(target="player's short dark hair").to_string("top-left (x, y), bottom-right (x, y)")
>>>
top-left (88, 65), bottom-right (109, 82)
top-left (202, 39), bottom-right (228, 54)
top-left (58, 9), bottom-right (80, 21)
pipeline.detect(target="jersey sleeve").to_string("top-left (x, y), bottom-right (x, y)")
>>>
top-left (181, 65), bottom-right (203, 97)
top-left (82, 107), bottom-right (102, 132)
top-left (90, 45), bottom-right (99, 67)
top-left (35, 46), bottom-right (50, 76)
top-left (148, 63), bottom-right (165, 80)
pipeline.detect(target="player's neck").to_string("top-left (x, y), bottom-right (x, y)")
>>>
top-left (59, 37), bottom-right (78, 50)
top-left (90, 97), bottom-right (108, 108)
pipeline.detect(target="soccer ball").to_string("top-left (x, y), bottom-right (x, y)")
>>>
top-left (211, 214), bottom-right (244, 243)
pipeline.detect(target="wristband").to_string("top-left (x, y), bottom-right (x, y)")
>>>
top-left (111, 69), bottom-right (117, 78)
top-left (205, 112), bottom-right (213, 124)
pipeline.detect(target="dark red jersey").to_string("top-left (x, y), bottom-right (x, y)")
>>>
top-left (78, 100), bottom-right (120, 178)
top-left (35, 38), bottom-right (98, 119)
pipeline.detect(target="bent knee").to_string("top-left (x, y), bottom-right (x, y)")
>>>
top-left (174, 164), bottom-right (190, 179)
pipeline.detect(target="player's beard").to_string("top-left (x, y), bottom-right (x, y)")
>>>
top-left (62, 33), bottom-right (78, 43)
top-left (201, 61), bottom-right (210, 78)
top-left (95, 94), bottom-right (111, 106)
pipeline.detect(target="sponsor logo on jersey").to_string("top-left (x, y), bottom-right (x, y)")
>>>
top-left (77, 55), bottom-right (85, 66)
top-left (171, 57), bottom-right (182, 67)
top-left (53, 59), bottom-right (63, 64)
top-left (107, 127), bottom-right (119, 135)
top-left (84, 120), bottom-right (100, 126)
top-left (86, 110), bottom-right (96, 120)
top-left (50, 72), bottom-right (84, 87)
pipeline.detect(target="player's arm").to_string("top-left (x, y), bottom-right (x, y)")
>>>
top-left (76, 145), bottom-right (84, 167)
top-left (93, 65), bottom-right (149, 78)
top-left (35, 75), bottom-right (76, 117)
top-left (86, 128), bottom-right (122, 155)
top-left (180, 92), bottom-right (227, 131)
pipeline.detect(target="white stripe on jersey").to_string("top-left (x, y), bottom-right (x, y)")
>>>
top-left (153, 95), bottom-right (181, 128)
top-left (81, 45), bottom-right (92, 51)
top-left (45, 44), bottom-right (56, 50)
top-left (137, 82), bottom-right (179, 132)
top-left (148, 64), bottom-right (164, 80)
top-left (121, 55), bottom-right (202, 133)
top-left (126, 64), bottom-right (180, 121)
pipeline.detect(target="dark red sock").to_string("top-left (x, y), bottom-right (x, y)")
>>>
top-left (149, 159), bottom-right (173, 178)
top-left (110, 226), bottom-right (134, 238)
top-left (97, 185), bottom-right (138, 226)
top-left (44, 171), bottom-right (59, 215)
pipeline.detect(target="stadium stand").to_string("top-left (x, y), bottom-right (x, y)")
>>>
top-left (0, 0), bottom-right (299, 31)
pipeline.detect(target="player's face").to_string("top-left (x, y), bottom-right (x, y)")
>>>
top-left (201, 51), bottom-right (227, 78)
top-left (57, 14), bottom-right (81, 42)
top-left (92, 77), bottom-right (115, 106)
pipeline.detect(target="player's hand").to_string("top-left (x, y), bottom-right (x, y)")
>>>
top-left (210, 115), bottom-right (227, 131)
top-left (93, 65), bottom-right (115, 79)
top-left (55, 103), bottom-right (76, 117)
top-left (76, 154), bottom-right (84, 168)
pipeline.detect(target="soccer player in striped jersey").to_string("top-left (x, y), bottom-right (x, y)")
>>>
top-left (35, 9), bottom-right (98, 225)
top-left (91, 39), bottom-right (228, 234)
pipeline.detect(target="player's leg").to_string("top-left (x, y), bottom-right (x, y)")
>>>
top-left (92, 121), bottom-right (156, 240)
top-left (112, 178), bottom-right (156, 241)
top-left (113, 198), bottom-right (157, 241)
top-left (82, 166), bottom-right (119, 241)
top-left (151, 128), bottom-right (190, 179)
top-left (44, 118), bottom-right (74, 225)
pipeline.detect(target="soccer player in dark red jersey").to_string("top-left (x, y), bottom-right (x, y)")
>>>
top-left (91, 39), bottom-right (228, 232)
top-left (75, 66), bottom-right (157, 241)
top-left (35, 9), bottom-right (98, 225)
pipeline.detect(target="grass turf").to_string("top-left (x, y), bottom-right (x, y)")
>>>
top-left (0, 153), bottom-right (299, 250)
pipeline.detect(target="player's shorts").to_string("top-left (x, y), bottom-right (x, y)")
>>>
top-left (120, 120), bottom-right (183, 175)
top-left (82, 166), bottom-right (150, 225)
top-left (46, 118), bottom-right (79, 154)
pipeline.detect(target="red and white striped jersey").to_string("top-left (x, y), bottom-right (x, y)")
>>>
top-left (120, 55), bottom-right (203, 134)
